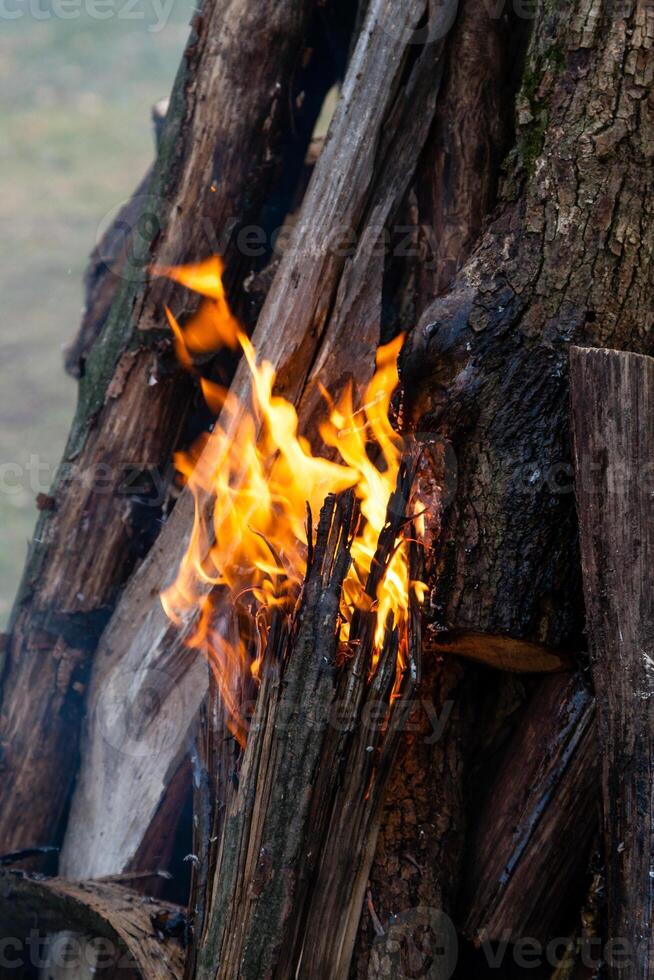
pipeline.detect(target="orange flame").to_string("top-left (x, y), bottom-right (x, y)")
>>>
top-left (159, 258), bottom-right (423, 744)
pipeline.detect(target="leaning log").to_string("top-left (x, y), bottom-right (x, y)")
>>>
top-left (60, 0), bottom-right (448, 879)
top-left (571, 346), bottom-right (654, 980)
top-left (375, 1), bottom-right (654, 969)
top-left (0, 0), bottom-right (321, 853)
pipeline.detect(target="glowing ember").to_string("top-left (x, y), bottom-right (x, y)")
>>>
top-left (159, 258), bottom-right (425, 744)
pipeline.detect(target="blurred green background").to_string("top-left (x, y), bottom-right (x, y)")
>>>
top-left (0, 0), bottom-right (193, 625)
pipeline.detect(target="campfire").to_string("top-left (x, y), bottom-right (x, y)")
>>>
top-left (159, 257), bottom-right (426, 747)
top-left (2, 0), bottom-right (652, 977)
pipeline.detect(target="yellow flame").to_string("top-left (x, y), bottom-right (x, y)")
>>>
top-left (160, 257), bottom-right (422, 744)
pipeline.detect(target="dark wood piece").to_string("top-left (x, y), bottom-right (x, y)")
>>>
top-left (571, 346), bottom-right (654, 979)
top-left (0, 871), bottom-right (186, 979)
top-left (463, 672), bottom-right (598, 945)
top-left (193, 470), bottom-right (422, 980)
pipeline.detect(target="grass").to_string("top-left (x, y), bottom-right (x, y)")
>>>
top-left (0, 1), bottom-right (194, 625)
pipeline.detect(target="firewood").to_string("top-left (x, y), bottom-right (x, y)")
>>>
top-left (60, 0), bottom-right (448, 880)
top-left (462, 672), bottom-right (598, 945)
top-left (190, 467), bottom-right (422, 980)
top-left (0, 0), bottom-right (322, 855)
top-left (570, 346), bottom-right (654, 980)
top-left (0, 872), bottom-right (186, 979)
top-left (351, 0), bottom-right (523, 967)
top-left (375, 3), bottom-right (654, 967)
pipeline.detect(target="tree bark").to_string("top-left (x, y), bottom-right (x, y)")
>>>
top-left (363, 0), bottom-right (654, 970)
top-left (0, 0), bottom-right (321, 853)
top-left (571, 346), bottom-right (654, 980)
top-left (402, 0), bottom-right (654, 647)
top-left (60, 0), bottom-right (448, 880)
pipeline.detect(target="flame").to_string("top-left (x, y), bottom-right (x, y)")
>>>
top-left (160, 258), bottom-right (422, 744)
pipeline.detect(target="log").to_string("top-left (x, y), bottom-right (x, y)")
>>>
top-left (570, 346), bottom-right (654, 980)
top-left (0, 871), bottom-right (186, 979)
top-left (401, 0), bottom-right (654, 652)
top-left (353, 0), bottom-right (521, 969)
top-left (370, 1), bottom-right (654, 969)
top-left (191, 469), bottom-right (422, 980)
top-left (60, 0), bottom-right (448, 879)
top-left (462, 671), bottom-right (598, 945)
top-left (0, 0), bottom-right (321, 853)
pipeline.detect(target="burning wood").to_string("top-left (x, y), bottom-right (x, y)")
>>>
top-left (2, 0), bottom-right (654, 976)
top-left (156, 258), bottom-right (424, 748)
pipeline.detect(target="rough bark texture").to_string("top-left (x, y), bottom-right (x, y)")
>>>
top-left (353, 0), bottom-right (521, 972)
top-left (571, 346), bottom-right (654, 980)
top-left (60, 0), bottom-right (448, 880)
top-left (360, 0), bottom-right (654, 972)
top-left (0, 0), bottom-right (320, 853)
top-left (463, 671), bottom-right (598, 945)
top-left (0, 872), bottom-right (186, 979)
top-left (403, 0), bottom-right (654, 646)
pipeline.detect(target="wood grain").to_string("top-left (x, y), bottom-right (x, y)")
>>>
top-left (571, 346), bottom-right (654, 980)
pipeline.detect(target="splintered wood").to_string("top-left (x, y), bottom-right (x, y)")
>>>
top-left (189, 465), bottom-right (423, 980)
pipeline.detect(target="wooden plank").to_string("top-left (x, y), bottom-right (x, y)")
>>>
top-left (570, 346), bottom-right (654, 980)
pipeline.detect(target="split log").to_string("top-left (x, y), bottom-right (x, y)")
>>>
top-left (191, 471), bottom-right (422, 980)
top-left (0, 0), bottom-right (323, 853)
top-left (60, 0), bottom-right (449, 879)
top-left (0, 871), bottom-right (186, 979)
top-left (570, 346), bottom-right (654, 980)
top-left (462, 671), bottom-right (598, 945)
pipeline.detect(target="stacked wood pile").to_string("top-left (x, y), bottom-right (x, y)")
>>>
top-left (0, 1), bottom-right (652, 978)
